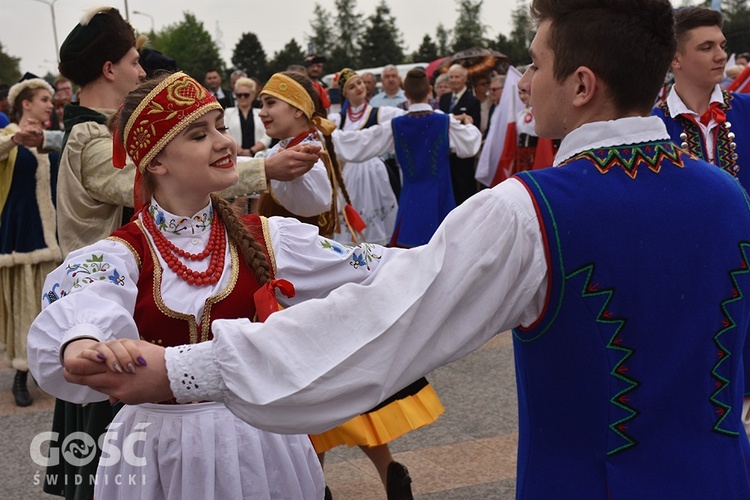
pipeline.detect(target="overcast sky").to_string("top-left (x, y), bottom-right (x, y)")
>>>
top-left (1, 0), bottom-right (524, 78)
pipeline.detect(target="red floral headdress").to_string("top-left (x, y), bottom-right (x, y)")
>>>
top-left (113, 71), bottom-right (222, 171)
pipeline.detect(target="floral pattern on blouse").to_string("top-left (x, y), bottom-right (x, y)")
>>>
top-left (148, 201), bottom-right (214, 235)
top-left (319, 238), bottom-right (382, 271)
top-left (42, 283), bottom-right (68, 305)
top-left (65, 254), bottom-right (125, 289)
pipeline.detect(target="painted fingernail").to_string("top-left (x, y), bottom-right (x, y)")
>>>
top-left (112, 362), bottom-right (123, 373)
top-left (127, 362), bottom-right (136, 374)
top-left (136, 356), bottom-right (148, 367)
top-left (96, 353), bottom-right (107, 361)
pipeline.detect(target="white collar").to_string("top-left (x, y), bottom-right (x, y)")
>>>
top-left (147, 199), bottom-right (214, 236)
top-left (279, 131), bottom-right (319, 148)
top-left (666, 84), bottom-right (724, 118)
top-left (554, 116), bottom-right (671, 167)
top-left (408, 103), bottom-right (433, 113)
top-left (452, 87), bottom-right (467, 100)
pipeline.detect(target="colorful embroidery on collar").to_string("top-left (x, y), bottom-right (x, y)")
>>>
top-left (659, 92), bottom-right (739, 177)
top-left (148, 202), bottom-right (214, 235)
top-left (559, 141), bottom-right (684, 179)
top-left (279, 132), bottom-right (318, 149)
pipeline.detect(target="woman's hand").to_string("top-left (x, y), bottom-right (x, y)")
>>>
top-left (64, 341), bottom-right (173, 404)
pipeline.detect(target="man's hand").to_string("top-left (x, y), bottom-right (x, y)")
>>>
top-left (64, 341), bottom-right (173, 404)
top-left (264, 143), bottom-right (322, 181)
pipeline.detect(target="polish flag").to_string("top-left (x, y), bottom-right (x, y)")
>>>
top-left (476, 66), bottom-right (524, 187)
top-left (728, 65), bottom-right (750, 93)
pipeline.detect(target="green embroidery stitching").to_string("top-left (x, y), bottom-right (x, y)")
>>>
top-left (567, 264), bottom-right (639, 455)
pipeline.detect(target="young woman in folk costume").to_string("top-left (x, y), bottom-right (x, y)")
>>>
top-left (329, 69), bottom-right (406, 245)
top-left (256, 71), bottom-right (365, 240)
top-left (27, 71), bottom-right (401, 499)
top-left (0, 75), bottom-right (61, 407)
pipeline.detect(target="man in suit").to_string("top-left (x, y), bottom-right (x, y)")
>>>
top-left (439, 64), bottom-right (481, 205)
top-left (204, 68), bottom-right (233, 109)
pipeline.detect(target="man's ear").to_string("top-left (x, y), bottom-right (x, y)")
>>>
top-left (102, 61), bottom-right (116, 82)
top-left (571, 66), bottom-right (597, 108)
top-left (671, 51), bottom-right (682, 72)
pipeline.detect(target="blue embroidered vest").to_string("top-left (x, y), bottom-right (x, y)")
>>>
top-left (513, 140), bottom-right (750, 499)
top-left (654, 91), bottom-right (750, 190)
top-left (389, 112), bottom-right (453, 247)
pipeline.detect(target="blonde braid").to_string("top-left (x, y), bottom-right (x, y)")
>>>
top-left (211, 194), bottom-right (272, 285)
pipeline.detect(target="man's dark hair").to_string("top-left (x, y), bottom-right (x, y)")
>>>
top-left (530, 0), bottom-right (675, 114)
top-left (205, 68), bottom-right (221, 76)
top-left (403, 69), bottom-right (430, 102)
top-left (674, 7), bottom-right (723, 50)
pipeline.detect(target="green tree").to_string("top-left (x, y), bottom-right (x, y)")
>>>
top-left (510, 1), bottom-right (534, 51)
top-left (452, 0), bottom-right (487, 52)
top-left (435, 24), bottom-right (451, 56)
top-left (493, 32), bottom-right (529, 66)
top-left (328, 0), bottom-right (363, 72)
top-left (307, 3), bottom-right (334, 57)
top-left (724, 0), bottom-right (750, 55)
top-left (359, 0), bottom-right (405, 67)
top-left (151, 12), bottom-right (225, 80)
top-left (232, 32), bottom-right (268, 80)
top-left (267, 38), bottom-right (306, 76)
top-left (0, 42), bottom-right (21, 85)
top-left (412, 35), bottom-right (440, 63)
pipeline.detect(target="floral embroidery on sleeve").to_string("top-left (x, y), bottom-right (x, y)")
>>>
top-left (349, 244), bottom-right (382, 271)
top-left (321, 238), bottom-right (347, 255)
top-left (43, 283), bottom-right (68, 305)
top-left (65, 254), bottom-right (126, 288)
top-left (319, 238), bottom-right (382, 270)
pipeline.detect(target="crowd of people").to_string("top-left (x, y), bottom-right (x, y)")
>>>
top-left (3, 0), bottom-right (750, 498)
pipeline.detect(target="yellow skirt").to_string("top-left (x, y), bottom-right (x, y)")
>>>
top-left (310, 381), bottom-right (444, 453)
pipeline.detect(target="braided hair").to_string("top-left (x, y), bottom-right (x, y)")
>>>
top-left (210, 194), bottom-right (272, 285)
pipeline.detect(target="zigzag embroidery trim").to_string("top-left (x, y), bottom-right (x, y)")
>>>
top-left (566, 264), bottom-right (639, 455)
top-left (560, 141), bottom-right (684, 179)
top-left (710, 241), bottom-right (750, 437)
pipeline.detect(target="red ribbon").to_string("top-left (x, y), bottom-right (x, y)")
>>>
top-left (699, 103), bottom-right (726, 127)
top-left (344, 204), bottom-right (367, 233)
top-left (112, 103), bottom-right (127, 169)
top-left (253, 279), bottom-right (296, 322)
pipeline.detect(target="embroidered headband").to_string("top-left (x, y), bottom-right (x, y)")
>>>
top-left (114, 71), bottom-right (222, 171)
top-left (259, 73), bottom-right (336, 136)
top-left (335, 68), bottom-right (358, 94)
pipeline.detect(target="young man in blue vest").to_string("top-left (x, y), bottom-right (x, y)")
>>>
top-left (64, 1), bottom-right (750, 497)
top-left (654, 7), bottom-right (750, 188)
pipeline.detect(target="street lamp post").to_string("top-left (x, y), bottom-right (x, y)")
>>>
top-left (132, 10), bottom-right (155, 33)
top-left (29, 0), bottom-right (61, 63)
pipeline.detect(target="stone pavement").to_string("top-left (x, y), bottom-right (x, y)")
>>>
top-left (0, 332), bottom-right (519, 499)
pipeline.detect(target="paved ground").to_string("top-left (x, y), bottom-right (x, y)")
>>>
top-left (0, 332), bottom-right (519, 499)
